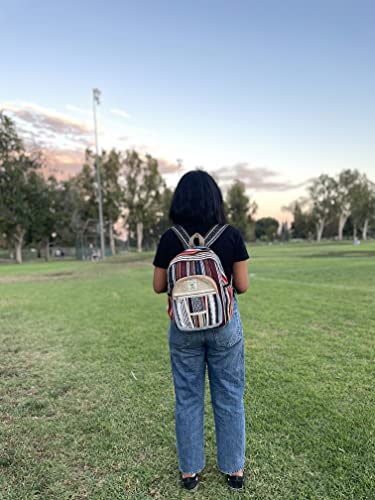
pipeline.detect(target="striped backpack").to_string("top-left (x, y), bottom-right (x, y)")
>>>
top-left (167, 224), bottom-right (234, 332)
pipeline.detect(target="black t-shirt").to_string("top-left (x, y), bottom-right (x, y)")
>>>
top-left (153, 223), bottom-right (250, 282)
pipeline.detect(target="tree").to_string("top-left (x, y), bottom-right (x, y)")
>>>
top-left (0, 112), bottom-right (43, 263)
top-left (280, 221), bottom-right (290, 241)
top-left (122, 150), bottom-right (165, 252)
top-left (255, 217), bottom-right (279, 241)
top-left (81, 149), bottom-right (123, 255)
top-left (283, 200), bottom-right (315, 239)
top-left (26, 174), bottom-right (61, 260)
top-left (334, 169), bottom-right (361, 240)
top-left (0, 112), bottom-right (22, 155)
top-left (226, 180), bottom-right (257, 241)
top-left (308, 174), bottom-right (337, 242)
top-left (150, 186), bottom-right (174, 244)
top-left (350, 175), bottom-right (375, 240)
top-left (101, 150), bottom-right (123, 255)
top-left (58, 177), bottom-right (90, 248)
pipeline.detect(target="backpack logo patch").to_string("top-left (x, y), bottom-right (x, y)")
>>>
top-left (187, 279), bottom-right (198, 291)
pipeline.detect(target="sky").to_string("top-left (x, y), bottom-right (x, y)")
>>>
top-left (1, 0), bottom-right (374, 222)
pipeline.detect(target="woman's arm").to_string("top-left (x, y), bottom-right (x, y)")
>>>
top-left (232, 260), bottom-right (249, 294)
top-left (153, 266), bottom-right (168, 293)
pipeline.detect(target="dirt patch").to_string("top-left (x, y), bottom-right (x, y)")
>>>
top-left (0, 271), bottom-right (76, 284)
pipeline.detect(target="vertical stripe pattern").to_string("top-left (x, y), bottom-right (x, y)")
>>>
top-left (167, 247), bottom-right (234, 332)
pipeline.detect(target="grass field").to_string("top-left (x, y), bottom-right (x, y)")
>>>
top-left (1, 242), bottom-right (374, 499)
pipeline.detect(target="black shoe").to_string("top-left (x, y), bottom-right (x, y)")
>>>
top-left (181, 472), bottom-right (199, 492)
top-left (226, 471), bottom-right (245, 490)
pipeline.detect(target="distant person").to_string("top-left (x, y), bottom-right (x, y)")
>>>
top-left (89, 243), bottom-right (99, 261)
top-left (153, 170), bottom-right (249, 492)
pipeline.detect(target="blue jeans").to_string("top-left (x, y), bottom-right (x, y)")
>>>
top-left (168, 298), bottom-right (246, 475)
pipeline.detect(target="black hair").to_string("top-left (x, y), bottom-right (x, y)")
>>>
top-left (169, 169), bottom-right (226, 226)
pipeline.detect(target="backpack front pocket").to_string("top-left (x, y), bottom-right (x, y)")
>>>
top-left (172, 276), bottom-right (223, 331)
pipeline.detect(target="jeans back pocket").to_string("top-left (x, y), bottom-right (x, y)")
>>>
top-left (212, 309), bottom-right (243, 348)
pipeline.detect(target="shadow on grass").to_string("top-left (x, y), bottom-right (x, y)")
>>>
top-left (303, 251), bottom-right (375, 258)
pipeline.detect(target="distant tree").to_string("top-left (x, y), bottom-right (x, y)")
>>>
top-left (26, 175), bottom-right (61, 260)
top-left (57, 178), bottom-right (89, 246)
top-left (280, 221), bottom-right (291, 241)
top-left (82, 149), bottom-right (123, 255)
top-left (102, 150), bottom-right (123, 255)
top-left (334, 169), bottom-right (361, 240)
top-left (150, 186), bottom-right (174, 243)
top-left (122, 150), bottom-right (165, 252)
top-left (74, 160), bottom-right (97, 221)
top-left (282, 200), bottom-right (314, 239)
top-left (350, 175), bottom-right (375, 240)
top-left (0, 112), bottom-right (43, 263)
top-left (0, 111), bottom-right (22, 155)
top-left (308, 174), bottom-right (337, 242)
top-left (226, 180), bottom-right (257, 241)
top-left (255, 217), bottom-right (279, 241)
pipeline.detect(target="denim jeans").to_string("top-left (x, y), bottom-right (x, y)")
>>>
top-left (168, 297), bottom-right (246, 475)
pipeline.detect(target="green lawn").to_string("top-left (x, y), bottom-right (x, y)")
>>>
top-left (1, 242), bottom-right (374, 499)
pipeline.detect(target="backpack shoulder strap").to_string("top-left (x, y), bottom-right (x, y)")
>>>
top-left (203, 224), bottom-right (219, 243)
top-left (170, 225), bottom-right (190, 250)
top-left (205, 224), bottom-right (229, 248)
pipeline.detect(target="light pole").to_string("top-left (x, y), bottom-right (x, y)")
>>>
top-left (92, 88), bottom-right (105, 260)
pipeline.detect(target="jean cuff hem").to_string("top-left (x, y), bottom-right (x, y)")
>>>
top-left (219, 465), bottom-right (245, 475)
top-left (180, 466), bottom-right (205, 475)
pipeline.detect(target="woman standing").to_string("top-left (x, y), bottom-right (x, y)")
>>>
top-left (153, 170), bottom-right (249, 492)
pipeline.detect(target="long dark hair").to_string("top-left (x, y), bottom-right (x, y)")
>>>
top-left (169, 170), bottom-right (226, 226)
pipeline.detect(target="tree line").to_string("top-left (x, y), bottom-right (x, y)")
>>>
top-left (1, 111), bottom-right (374, 263)
top-left (285, 171), bottom-right (375, 242)
top-left (0, 112), bottom-right (258, 263)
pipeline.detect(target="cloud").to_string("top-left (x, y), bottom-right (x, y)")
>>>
top-left (65, 104), bottom-right (91, 115)
top-left (111, 108), bottom-right (130, 119)
top-left (0, 101), bottom-right (95, 178)
top-left (2, 101), bottom-right (92, 139)
top-left (212, 162), bottom-right (309, 192)
top-left (2, 101), bottom-right (240, 184)
top-left (157, 157), bottom-right (184, 175)
top-left (38, 148), bottom-right (86, 179)
top-left (117, 135), bottom-right (130, 142)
